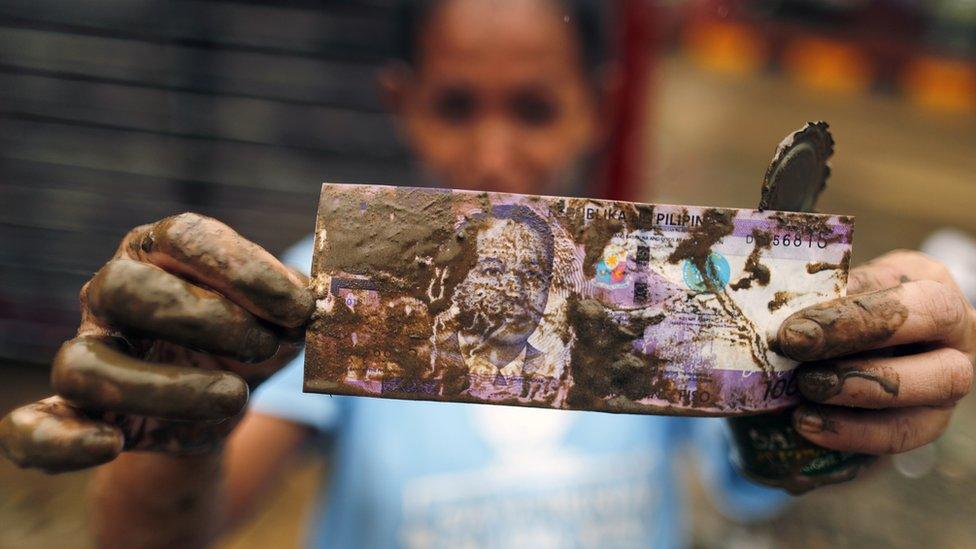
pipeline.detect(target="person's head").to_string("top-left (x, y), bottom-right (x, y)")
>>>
top-left (382, 0), bottom-right (611, 196)
top-left (454, 205), bottom-right (554, 350)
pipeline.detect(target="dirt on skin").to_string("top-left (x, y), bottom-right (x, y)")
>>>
top-left (131, 213), bottom-right (313, 329)
top-left (50, 336), bottom-right (247, 423)
top-left (87, 259), bottom-right (279, 363)
top-left (777, 286), bottom-right (910, 362)
top-left (796, 362), bottom-right (900, 402)
top-left (5, 212), bottom-right (313, 471)
top-left (0, 396), bottom-right (123, 474)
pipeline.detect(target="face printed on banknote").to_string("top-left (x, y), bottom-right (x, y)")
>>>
top-left (455, 208), bottom-right (553, 356)
top-left (305, 184), bottom-right (854, 416)
top-left (432, 205), bottom-right (572, 402)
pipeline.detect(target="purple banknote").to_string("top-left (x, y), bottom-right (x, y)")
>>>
top-left (304, 183), bottom-right (854, 416)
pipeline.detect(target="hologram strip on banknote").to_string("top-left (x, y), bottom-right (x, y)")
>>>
top-left (304, 183), bottom-right (854, 416)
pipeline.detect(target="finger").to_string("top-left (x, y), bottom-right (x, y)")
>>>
top-left (121, 213), bottom-right (313, 328)
top-left (111, 415), bottom-right (238, 455)
top-left (792, 403), bottom-right (953, 454)
top-left (137, 339), bottom-right (300, 391)
top-left (0, 396), bottom-right (123, 473)
top-left (848, 249), bottom-right (962, 293)
top-left (797, 347), bottom-right (974, 408)
top-left (87, 258), bottom-right (279, 363)
top-left (52, 336), bottom-right (248, 421)
top-left (778, 280), bottom-right (976, 361)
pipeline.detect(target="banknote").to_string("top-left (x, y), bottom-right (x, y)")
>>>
top-left (304, 183), bottom-right (854, 416)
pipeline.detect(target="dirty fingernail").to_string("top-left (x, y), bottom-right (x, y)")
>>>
top-left (797, 366), bottom-right (841, 401)
top-left (241, 326), bottom-right (279, 363)
top-left (780, 318), bottom-right (824, 360)
top-left (793, 406), bottom-right (827, 435)
top-left (210, 375), bottom-right (249, 416)
top-left (82, 425), bottom-right (125, 459)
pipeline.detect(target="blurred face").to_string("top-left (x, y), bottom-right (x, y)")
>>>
top-left (455, 218), bottom-right (552, 349)
top-left (386, 0), bottom-right (601, 195)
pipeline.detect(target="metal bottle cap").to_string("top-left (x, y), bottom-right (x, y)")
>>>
top-left (758, 121), bottom-right (834, 213)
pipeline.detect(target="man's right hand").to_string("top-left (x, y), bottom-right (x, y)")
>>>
top-left (0, 213), bottom-right (314, 473)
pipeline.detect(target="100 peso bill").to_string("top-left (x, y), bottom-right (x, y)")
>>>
top-left (304, 183), bottom-right (854, 416)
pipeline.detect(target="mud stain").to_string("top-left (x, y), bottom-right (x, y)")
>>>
top-left (797, 363), bottom-right (900, 402)
top-left (778, 287), bottom-right (910, 361)
top-left (806, 250), bottom-right (852, 274)
top-left (316, 187), bottom-right (481, 316)
top-left (579, 216), bottom-right (623, 278)
top-left (135, 213), bottom-right (314, 328)
top-left (730, 229), bottom-right (772, 291)
top-left (565, 297), bottom-right (674, 408)
top-left (666, 209), bottom-right (736, 285)
top-left (88, 259), bottom-right (279, 363)
top-left (767, 291), bottom-right (801, 312)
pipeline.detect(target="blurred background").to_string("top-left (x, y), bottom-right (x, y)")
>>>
top-left (2, 0), bottom-right (975, 547)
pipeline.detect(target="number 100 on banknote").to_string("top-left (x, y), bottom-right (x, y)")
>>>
top-left (304, 183), bottom-right (853, 416)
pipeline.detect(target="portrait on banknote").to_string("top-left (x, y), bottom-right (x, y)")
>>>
top-left (429, 204), bottom-right (567, 404)
top-left (305, 183), bottom-right (854, 416)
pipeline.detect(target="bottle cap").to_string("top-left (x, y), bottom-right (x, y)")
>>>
top-left (759, 121), bottom-right (834, 213)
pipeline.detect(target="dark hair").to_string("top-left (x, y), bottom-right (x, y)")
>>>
top-left (469, 204), bottom-right (555, 278)
top-left (396, 0), bottom-right (610, 87)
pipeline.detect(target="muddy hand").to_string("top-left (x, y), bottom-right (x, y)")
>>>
top-left (778, 250), bottom-right (975, 454)
top-left (0, 213), bottom-right (313, 473)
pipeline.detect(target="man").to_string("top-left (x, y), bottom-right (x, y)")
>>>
top-left (1, 1), bottom-right (974, 548)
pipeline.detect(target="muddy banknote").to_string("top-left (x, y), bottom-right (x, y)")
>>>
top-left (304, 183), bottom-right (854, 416)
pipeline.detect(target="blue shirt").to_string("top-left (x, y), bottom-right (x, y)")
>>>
top-left (251, 236), bottom-right (789, 548)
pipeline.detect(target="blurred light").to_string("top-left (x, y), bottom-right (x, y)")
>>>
top-left (921, 229), bottom-right (976, 305)
top-left (782, 36), bottom-right (873, 94)
top-left (893, 443), bottom-right (937, 479)
top-left (935, 426), bottom-right (976, 480)
top-left (901, 56), bottom-right (976, 115)
top-left (684, 20), bottom-right (767, 75)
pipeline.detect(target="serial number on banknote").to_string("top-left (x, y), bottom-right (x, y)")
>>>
top-left (304, 183), bottom-right (854, 416)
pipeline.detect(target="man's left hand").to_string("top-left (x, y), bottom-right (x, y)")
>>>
top-left (778, 250), bottom-right (976, 454)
